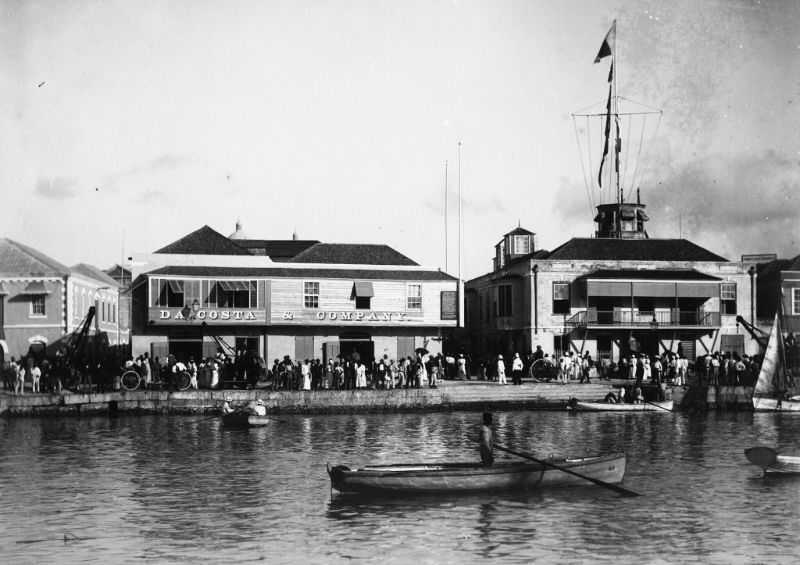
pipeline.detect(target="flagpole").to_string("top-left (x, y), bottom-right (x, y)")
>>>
top-left (458, 142), bottom-right (464, 329)
top-left (444, 160), bottom-right (449, 274)
top-left (613, 19), bottom-right (621, 207)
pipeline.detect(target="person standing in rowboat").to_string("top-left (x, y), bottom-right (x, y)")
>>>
top-left (479, 412), bottom-right (494, 466)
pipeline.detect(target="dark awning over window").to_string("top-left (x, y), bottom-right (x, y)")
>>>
top-left (218, 280), bottom-right (250, 292)
top-left (677, 284), bottom-right (719, 298)
top-left (352, 281), bottom-right (374, 298)
top-left (167, 279), bottom-right (184, 293)
top-left (19, 281), bottom-right (51, 295)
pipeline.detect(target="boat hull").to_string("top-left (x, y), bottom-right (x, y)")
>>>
top-left (569, 400), bottom-right (673, 412)
top-left (752, 397), bottom-right (800, 412)
top-left (328, 453), bottom-right (626, 494)
top-left (221, 413), bottom-right (270, 427)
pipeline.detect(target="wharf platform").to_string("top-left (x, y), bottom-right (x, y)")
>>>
top-left (0, 380), bottom-right (755, 417)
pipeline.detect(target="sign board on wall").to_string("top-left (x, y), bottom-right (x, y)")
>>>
top-left (440, 291), bottom-right (457, 321)
top-left (148, 307), bottom-right (267, 324)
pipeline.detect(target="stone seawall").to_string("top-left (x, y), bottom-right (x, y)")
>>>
top-left (0, 382), bottom-right (756, 417)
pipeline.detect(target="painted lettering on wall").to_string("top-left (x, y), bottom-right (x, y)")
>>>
top-left (278, 310), bottom-right (410, 322)
top-left (158, 309), bottom-right (257, 321)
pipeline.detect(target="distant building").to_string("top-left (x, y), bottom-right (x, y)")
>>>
top-left (129, 222), bottom-right (457, 364)
top-left (465, 202), bottom-right (757, 362)
top-left (751, 253), bottom-right (800, 333)
top-left (0, 238), bottom-right (124, 362)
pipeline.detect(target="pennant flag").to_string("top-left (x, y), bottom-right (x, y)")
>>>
top-left (598, 84), bottom-right (612, 187)
top-left (608, 61), bottom-right (614, 83)
top-left (594, 21), bottom-right (616, 63)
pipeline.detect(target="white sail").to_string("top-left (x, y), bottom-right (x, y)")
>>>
top-left (754, 314), bottom-right (785, 397)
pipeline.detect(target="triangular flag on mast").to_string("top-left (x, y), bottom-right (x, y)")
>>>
top-left (594, 21), bottom-right (616, 63)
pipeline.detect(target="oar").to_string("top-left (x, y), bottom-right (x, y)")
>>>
top-left (493, 443), bottom-right (640, 498)
top-left (745, 446), bottom-right (778, 471)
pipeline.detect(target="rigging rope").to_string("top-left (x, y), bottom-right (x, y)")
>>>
top-left (573, 116), bottom-right (595, 214)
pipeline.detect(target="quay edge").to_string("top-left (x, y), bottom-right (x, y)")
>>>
top-left (0, 382), bottom-right (756, 417)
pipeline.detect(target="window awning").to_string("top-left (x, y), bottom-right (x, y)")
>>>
top-left (352, 281), bottom-right (374, 298)
top-left (217, 280), bottom-right (250, 292)
top-left (167, 280), bottom-right (184, 293)
top-left (19, 281), bottom-right (51, 295)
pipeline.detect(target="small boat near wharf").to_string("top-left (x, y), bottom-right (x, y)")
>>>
top-left (567, 398), bottom-right (674, 412)
top-left (327, 452), bottom-right (626, 495)
top-left (221, 413), bottom-right (270, 428)
top-left (745, 447), bottom-right (800, 475)
top-left (751, 314), bottom-right (800, 412)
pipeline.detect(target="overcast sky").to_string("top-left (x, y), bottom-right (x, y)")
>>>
top-left (1, 0), bottom-right (798, 279)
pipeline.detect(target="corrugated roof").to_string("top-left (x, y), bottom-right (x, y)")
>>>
top-left (71, 263), bottom-right (122, 287)
top-left (155, 225), bottom-right (252, 255)
top-left (289, 243), bottom-right (419, 266)
top-left (544, 238), bottom-right (729, 262)
top-left (235, 239), bottom-right (320, 259)
top-left (147, 265), bottom-right (456, 281)
top-left (576, 269), bottom-right (722, 281)
top-left (0, 238), bottom-right (70, 277)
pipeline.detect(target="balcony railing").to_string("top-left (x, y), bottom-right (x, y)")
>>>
top-left (566, 309), bottom-right (721, 329)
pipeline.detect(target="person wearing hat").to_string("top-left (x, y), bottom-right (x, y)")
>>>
top-left (253, 399), bottom-right (267, 417)
top-left (496, 355), bottom-right (507, 385)
top-left (222, 396), bottom-right (236, 414)
top-left (511, 353), bottom-right (524, 385)
top-left (479, 412), bottom-right (494, 466)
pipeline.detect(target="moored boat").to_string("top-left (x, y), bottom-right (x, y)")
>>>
top-left (221, 413), bottom-right (270, 428)
top-left (327, 452), bottom-right (626, 495)
top-left (745, 447), bottom-right (800, 475)
top-left (567, 398), bottom-right (673, 412)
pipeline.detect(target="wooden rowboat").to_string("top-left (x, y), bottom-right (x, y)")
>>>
top-left (221, 413), bottom-right (270, 428)
top-left (745, 447), bottom-right (800, 475)
top-left (327, 452), bottom-right (626, 495)
top-left (567, 399), bottom-right (673, 412)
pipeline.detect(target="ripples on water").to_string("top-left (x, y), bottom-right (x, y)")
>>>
top-left (1, 411), bottom-right (799, 564)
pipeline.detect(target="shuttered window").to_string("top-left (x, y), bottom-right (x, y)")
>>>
top-left (553, 283), bottom-right (570, 315)
top-left (720, 283), bottom-right (737, 315)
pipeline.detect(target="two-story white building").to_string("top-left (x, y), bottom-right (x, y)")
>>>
top-left (129, 224), bottom-right (457, 364)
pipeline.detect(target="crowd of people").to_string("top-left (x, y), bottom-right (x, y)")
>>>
top-left (0, 344), bottom-right (768, 395)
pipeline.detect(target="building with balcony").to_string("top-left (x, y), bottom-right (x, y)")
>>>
top-left (0, 238), bottom-right (125, 363)
top-left (465, 202), bottom-right (757, 362)
top-left (129, 223), bottom-right (457, 365)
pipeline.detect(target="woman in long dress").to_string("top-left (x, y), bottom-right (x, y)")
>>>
top-left (355, 362), bottom-right (367, 389)
top-left (302, 360), bottom-right (312, 391)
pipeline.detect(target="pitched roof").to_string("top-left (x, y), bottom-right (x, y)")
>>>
top-left (504, 226), bottom-right (535, 237)
top-left (544, 238), bottom-right (729, 262)
top-left (146, 266), bottom-right (456, 281)
top-left (0, 238), bottom-right (70, 277)
top-left (575, 269), bottom-right (721, 281)
top-left (71, 263), bottom-right (121, 287)
top-left (235, 239), bottom-right (320, 259)
top-left (289, 243), bottom-right (419, 266)
top-left (155, 225), bottom-right (252, 255)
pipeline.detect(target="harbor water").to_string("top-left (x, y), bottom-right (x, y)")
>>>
top-left (1, 410), bottom-right (799, 564)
